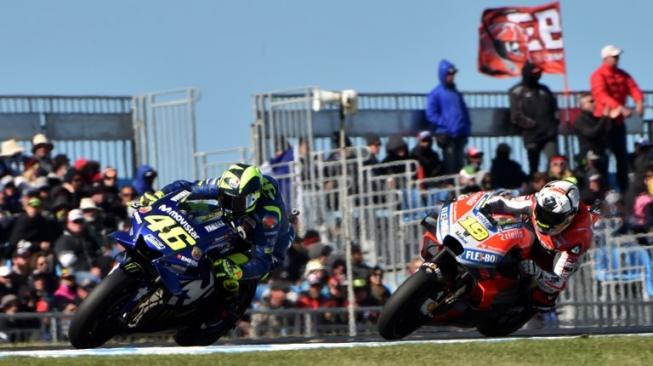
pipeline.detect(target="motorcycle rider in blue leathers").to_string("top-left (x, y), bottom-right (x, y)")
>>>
top-left (140, 163), bottom-right (293, 343)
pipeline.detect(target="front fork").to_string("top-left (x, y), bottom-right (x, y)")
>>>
top-left (419, 248), bottom-right (476, 317)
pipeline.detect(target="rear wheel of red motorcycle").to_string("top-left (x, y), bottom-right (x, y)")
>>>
top-left (68, 267), bottom-right (140, 348)
top-left (476, 306), bottom-right (536, 337)
top-left (377, 269), bottom-right (441, 340)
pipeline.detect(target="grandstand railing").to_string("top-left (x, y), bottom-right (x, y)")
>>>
top-left (251, 89), bottom-right (653, 172)
top-left (0, 89), bottom-right (199, 181)
top-left (0, 95), bottom-right (135, 177)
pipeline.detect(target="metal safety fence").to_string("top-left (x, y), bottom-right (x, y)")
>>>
top-left (0, 95), bottom-right (135, 178)
top-left (250, 89), bottom-right (653, 172)
top-left (1, 89), bottom-right (199, 181)
top-left (0, 307), bottom-right (383, 344)
top-left (132, 88), bottom-right (200, 185)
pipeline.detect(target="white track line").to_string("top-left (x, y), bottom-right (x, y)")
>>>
top-left (2, 333), bottom-right (652, 358)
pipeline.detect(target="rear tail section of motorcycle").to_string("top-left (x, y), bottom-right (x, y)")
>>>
top-left (378, 236), bottom-right (473, 340)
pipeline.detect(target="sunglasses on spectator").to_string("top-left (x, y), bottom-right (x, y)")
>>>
top-left (104, 175), bottom-right (117, 181)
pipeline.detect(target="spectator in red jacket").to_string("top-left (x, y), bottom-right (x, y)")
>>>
top-left (590, 45), bottom-right (644, 192)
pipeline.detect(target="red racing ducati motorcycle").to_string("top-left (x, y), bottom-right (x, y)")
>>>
top-left (378, 191), bottom-right (540, 339)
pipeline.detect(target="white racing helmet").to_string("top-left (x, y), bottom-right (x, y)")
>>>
top-left (533, 180), bottom-right (580, 236)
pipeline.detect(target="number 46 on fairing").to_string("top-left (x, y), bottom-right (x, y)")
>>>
top-left (144, 215), bottom-right (196, 250)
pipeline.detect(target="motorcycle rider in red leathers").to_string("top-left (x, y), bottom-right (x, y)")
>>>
top-left (482, 180), bottom-right (593, 311)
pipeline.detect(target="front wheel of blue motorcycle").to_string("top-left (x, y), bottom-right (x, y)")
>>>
top-left (68, 266), bottom-right (140, 348)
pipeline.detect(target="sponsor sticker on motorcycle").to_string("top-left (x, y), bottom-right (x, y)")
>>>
top-left (170, 190), bottom-right (191, 202)
top-left (144, 233), bottom-right (166, 250)
top-left (262, 214), bottom-right (278, 229)
top-left (461, 248), bottom-right (501, 265)
top-left (176, 254), bottom-right (199, 267)
top-left (204, 221), bottom-right (225, 233)
top-left (499, 229), bottom-right (525, 241)
top-left (459, 216), bottom-right (490, 241)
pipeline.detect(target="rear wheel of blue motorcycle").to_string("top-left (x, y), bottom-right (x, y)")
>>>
top-left (377, 269), bottom-right (441, 340)
top-left (173, 281), bottom-right (257, 346)
top-left (68, 267), bottom-right (140, 348)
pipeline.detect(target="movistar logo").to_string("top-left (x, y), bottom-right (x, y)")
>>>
top-left (158, 205), bottom-right (200, 240)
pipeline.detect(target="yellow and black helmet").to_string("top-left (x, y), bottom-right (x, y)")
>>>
top-left (217, 164), bottom-right (262, 215)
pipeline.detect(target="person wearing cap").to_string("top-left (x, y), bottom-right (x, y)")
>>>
top-left (79, 197), bottom-right (107, 245)
top-left (509, 62), bottom-right (560, 175)
top-left (580, 173), bottom-right (606, 208)
top-left (425, 59), bottom-right (471, 175)
top-left (53, 209), bottom-right (101, 272)
top-left (410, 131), bottom-right (442, 185)
top-left (0, 139), bottom-right (25, 178)
top-left (547, 155), bottom-right (575, 183)
top-left (96, 175), bottom-right (126, 231)
top-left (8, 191), bottom-right (60, 252)
top-left (574, 150), bottom-right (605, 189)
top-left (363, 133), bottom-right (382, 167)
top-left (458, 147), bottom-right (486, 193)
top-left (490, 143), bottom-right (528, 191)
top-left (31, 133), bottom-right (54, 176)
top-left (382, 134), bottom-right (410, 176)
top-left (351, 244), bottom-right (372, 281)
top-left (573, 93), bottom-right (611, 178)
top-left (591, 44), bottom-right (644, 192)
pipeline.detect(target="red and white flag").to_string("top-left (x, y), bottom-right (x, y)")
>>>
top-left (478, 2), bottom-right (565, 78)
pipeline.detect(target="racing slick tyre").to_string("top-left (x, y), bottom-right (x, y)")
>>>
top-left (68, 267), bottom-right (140, 348)
top-left (476, 306), bottom-right (536, 337)
top-left (377, 269), bottom-right (440, 340)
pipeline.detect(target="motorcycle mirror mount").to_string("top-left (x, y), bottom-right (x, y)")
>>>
top-left (420, 213), bottom-right (438, 232)
top-left (442, 235), bottom-right (464, 256)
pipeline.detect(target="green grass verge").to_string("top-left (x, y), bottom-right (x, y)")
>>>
top-left (3, 336), bottom-right (653, 366)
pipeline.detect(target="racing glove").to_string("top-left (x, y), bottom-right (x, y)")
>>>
top-left (213, 258), bottom-right (243, 293)
top-left (138, 190), bottom-right (164, 206)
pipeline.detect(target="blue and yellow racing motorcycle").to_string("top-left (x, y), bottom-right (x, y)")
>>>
top-left (68, 190), bottom-right (255, 348)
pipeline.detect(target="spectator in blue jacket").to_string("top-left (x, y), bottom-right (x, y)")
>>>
top-left (425, 59), bottom-right (471, 175)
top-left (132, 164), bottom-right (157, 196)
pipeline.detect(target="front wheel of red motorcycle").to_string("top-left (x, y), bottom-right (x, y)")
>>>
top-left (377, 269), bottom-right (441, 340)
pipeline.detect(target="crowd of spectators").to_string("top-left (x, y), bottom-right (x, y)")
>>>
top-left (0, 133), bottom-right (158, 341)
top-left (248, 229), bottom-right (415, 338)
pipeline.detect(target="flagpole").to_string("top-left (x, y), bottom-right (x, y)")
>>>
top-left (557, 0), bottom-right (574, 168)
